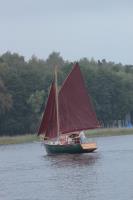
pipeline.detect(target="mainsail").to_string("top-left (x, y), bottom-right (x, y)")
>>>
top-left (38, 63), bottom-right (99, 138)
top-left (59, 63), bottom-right (99, 134)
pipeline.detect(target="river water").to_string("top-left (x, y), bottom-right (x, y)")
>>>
top-left (0, 135), bottom-right (133, 200)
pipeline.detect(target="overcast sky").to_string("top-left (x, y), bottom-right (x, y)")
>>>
top-left (0, 0), bottom-right (133, 64)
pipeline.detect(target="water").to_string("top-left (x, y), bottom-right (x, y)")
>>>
top-left (0, 135), bottom-right (133, 200)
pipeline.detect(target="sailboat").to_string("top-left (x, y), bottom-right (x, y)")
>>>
top-left (37, 63), bottom-right (99, 154)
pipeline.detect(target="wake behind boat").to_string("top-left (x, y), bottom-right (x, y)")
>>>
top-left (37, 63), bottom-right (99, 154)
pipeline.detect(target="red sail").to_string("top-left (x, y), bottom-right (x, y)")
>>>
top-left (38, 63), bottom-right (99, 138)
top-left (37, 82), bottom-right (57, 138)
top-left (59, 63), bottom-right (99, 134)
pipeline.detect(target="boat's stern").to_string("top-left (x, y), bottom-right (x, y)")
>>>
top-left (81, 142), bottom-right (97, 151)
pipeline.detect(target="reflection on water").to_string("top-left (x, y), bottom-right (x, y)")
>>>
top-left (44, 153), bottom-right (100, 168)
top-left (0, 135), bottom-right (133, 200)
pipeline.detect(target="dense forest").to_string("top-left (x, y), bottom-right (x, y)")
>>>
top-left (0, 51), bottom-right (133, 136)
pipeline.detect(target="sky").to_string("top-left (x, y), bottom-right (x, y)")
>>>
top-left (0, 0), bottom-right (133, 64)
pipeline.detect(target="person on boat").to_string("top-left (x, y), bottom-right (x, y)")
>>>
top-left (79, 131), bottom-right (86, 143)
top-left (59, 135), bottom-right (68, 145)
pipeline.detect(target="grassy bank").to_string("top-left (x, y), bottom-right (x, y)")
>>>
top-left (86, 128), bottom-right (133, 137)
top-left (0, 128), bottom-right (133, 145)
top-left (0, 134), bottom-right (39, 145)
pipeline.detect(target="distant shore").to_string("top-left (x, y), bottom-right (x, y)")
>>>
top-left (86, 128), bottom-right (133, 137)
top-left (0, 128), bottom-right (133, 145)
top-left (0, 134), bottom-right (39, 145)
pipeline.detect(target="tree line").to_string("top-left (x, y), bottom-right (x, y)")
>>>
top-left (0, 52), bottom-right (133, 136)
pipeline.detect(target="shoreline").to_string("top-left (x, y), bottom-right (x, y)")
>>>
top-left (86, 128), bottom-right (133, 137)
top-left (0, 134), bottom-right (39, 145)
top-left (0, 128), bottom-right (133, 145)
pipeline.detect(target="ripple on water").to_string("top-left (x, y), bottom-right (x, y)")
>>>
top-left (0, 135), bottom-right (133, 200)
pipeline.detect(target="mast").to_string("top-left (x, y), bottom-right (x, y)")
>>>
top-left (54, 66), bottom-right (60, 138)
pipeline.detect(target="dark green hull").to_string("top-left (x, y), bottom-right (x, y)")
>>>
top-left (44, 143), bottom-right (97, 154)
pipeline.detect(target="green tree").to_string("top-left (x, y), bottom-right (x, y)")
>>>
top-left (0, 78), bottom-right (12, 115)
